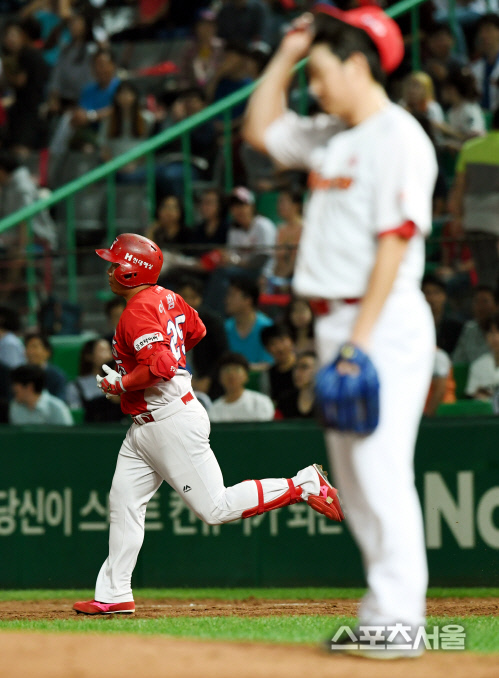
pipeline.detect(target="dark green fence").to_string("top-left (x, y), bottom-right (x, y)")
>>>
top-left (0, 418), bottom-right (498, 588)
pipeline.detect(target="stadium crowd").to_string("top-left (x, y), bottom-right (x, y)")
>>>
top-left (2, 0), bottom-right (499, 423)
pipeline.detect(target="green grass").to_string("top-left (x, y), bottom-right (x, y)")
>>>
top-left (0, 587), bottom-right (498, 602)
top-left (0, 615), bottom-right (497, 653)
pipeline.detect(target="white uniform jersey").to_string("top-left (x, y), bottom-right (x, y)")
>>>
top-left (264, 104), bottom-right (438, 299)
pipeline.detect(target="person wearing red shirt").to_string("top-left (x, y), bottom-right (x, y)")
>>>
top-left (73, 233), bottom-right (344, 616)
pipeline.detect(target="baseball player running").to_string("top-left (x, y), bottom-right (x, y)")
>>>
top-left (243, 5), bottom-right (437, 658)
top-left (73, 233), bottom-right (344, 616)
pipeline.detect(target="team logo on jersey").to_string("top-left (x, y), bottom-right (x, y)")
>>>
top-left (308, 171), bottom-right (353, 192)
top-left (134, 332), bottom-right (163, 351)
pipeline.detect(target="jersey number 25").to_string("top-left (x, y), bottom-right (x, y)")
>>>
top-left (167, 314), bottom-right (186, 360)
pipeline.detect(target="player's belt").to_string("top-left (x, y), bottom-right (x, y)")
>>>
top-left (309, 298), bottom-right (361, 316)
top-left (132, 391), bottom-right (195, 426)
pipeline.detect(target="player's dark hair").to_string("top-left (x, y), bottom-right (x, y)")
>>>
top-left (178, 276), bottom-right (204, 299)
top-left (228, 277), bottom-right (260, 309)
top-left (422, 273), bottom-right (446, 293)
top-left (11, 365), bottom-right (45, 393)
top-left (24, 332), bottom-right (52, 355)
top-left (312, 13), bottom-right (385, 85)
top-left (105, 297), bottom-right (126, 318)
top-left (260, 324), bottom-right (292, 349)
top-left (217, 351), bottom-right (250, 374)
top-left (483, 312), bottom-right (499, 333)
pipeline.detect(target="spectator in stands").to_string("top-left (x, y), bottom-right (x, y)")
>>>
top-left (24, 332), bottom-right (67, 401)
top-left (46, 12), bottom-right (95, 114)
top-left (1, 20), bottom-right (50, 153)
top-left (146, 195), bottom-right (191, 250)
top-left (226, 186), bottom-right (276, 278)
top-left (401, 71), bottom-right (445, 134)
top-left (179, 9), bottom-right (224, 89)
top-left (209, 351), bottom-right (275, 422)
top-left (104, 297), bottom-right (126, 344)
top-left (466, 312), bottom-right (499, 399)
top-left (9, 365), bottom-right (73, 425)
top-left (99, 81), bottom-right (154, 181)
top-left (111, 0), bottom-right (170, 41)
top-left (470, 14), bottom-right (499, 111)
top-left (284, 297), bottom-right (315, 354)
top-left (178, 277), bottom-right (228, 399)
top-left (0, 151), bottom-right (57, 255)
top-left (422, 274), bottom-right (464, 355)
top-left (271, 186), bottom-right (303, 288)
top-left (69, 48), bottom-right (120, 151)
top-left (206, 42), bottom-right (254, 121)
top-left (453, 285), bottom-right (497, 363)
top-left (66, 338), bottom-right (123, 423)
top-left (0, 306), bottom-right (25, 369)
top-left (440, 68), bottom-right (486, 152)
top-left (424, 347), bottom-right (456, 416)
top-left (448, 107), bottom-right (499, 288)
top-left (216, 0), bottom-right (268, 45)
top-left (20, 0), bottom-right (69, 67)
top-left (422, 23), bottom-right (466, 102)
top-left (192, 189), bottom-right (228, 247)
top-left (154, 87), bottom-right (217, 198)
top-left (224, 278), bottom-right (273, 369)
top-left (203, 186), bottom-right (276, 314)
top-left (276, 351), bottom-right (317, 420)
top-left (260, 324), bottom-right (296, 402)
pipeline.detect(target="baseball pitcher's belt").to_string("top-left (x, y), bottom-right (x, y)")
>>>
top-left (132, 391), bottom-right (194, 426)
top-left (309, 298), bottom-right (362, 317)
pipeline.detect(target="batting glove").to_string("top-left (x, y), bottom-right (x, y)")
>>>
top-left (315, 343), bottom-right (380, 435)
top-left (96, 364), bottom-right (126, 398)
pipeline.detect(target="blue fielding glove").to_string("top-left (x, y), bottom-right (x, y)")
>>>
top-left (315, 343), bottom-right (380, 434)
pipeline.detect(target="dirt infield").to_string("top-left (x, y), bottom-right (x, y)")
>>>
top-left (1, 632), bottom-right (498, 678)
top-left (0, 596), bottom-right (498, 621)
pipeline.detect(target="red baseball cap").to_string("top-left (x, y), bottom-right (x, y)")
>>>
top-left (313, 4), bottom-right (404, 74)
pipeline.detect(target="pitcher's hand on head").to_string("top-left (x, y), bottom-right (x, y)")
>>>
top-left (279, 13), bottom-right (315, 62)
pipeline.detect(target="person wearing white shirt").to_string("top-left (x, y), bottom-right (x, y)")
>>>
top-left (9, 365), bottom-right (73, 426)
top-left (210, 352), bottom-right (275, 422)
top-left (466, 313), bottom-right (499, 398)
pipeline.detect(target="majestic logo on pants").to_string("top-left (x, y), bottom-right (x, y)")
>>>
top-left (183, 485), bottom-right (191, 493)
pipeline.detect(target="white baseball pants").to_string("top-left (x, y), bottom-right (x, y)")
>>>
top-left (95, 398), bottom-right (320, 603)
top-left (315, 288), bottom-right (434, 628)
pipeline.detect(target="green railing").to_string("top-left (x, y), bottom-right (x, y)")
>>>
top-left (0, 0), bottom-right (438, 317)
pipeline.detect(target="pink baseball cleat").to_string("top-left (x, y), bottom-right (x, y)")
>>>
top-left (73, 599), bottom-right (135, 615)
top-left (307, 464), bottom-right (345, 522)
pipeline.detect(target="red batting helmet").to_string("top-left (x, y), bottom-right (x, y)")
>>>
top-left (96, 233), bottom-right (163, 288)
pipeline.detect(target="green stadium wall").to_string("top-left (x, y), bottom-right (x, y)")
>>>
top-left (1, 419), bottom-right (498, 588)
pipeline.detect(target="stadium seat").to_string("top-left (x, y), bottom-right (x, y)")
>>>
top-left (49, 333), bottom-right (98, 381)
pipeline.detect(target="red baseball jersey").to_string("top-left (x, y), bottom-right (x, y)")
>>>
top-left (112, 285), bottom-right (206, 416)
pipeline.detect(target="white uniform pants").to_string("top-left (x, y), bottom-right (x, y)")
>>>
top-left (315, 289), bottom-right (434, 628)
top-left (95, 398), bottom-right (319, 603)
